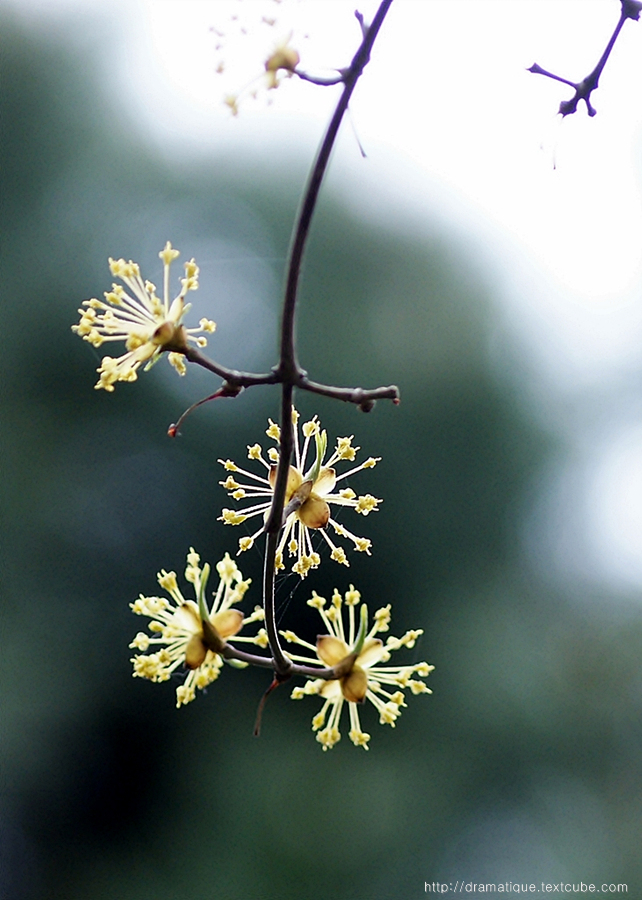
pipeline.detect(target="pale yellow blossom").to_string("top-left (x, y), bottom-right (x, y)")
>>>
top-left (218, 411), bottom-right (382, 576)
top-left (129, 549), bottom-right (264, 707)
top-left (73, 242), bottom-right (216, 391)
top-left (212, 0), bottom-right (309, 115)
top-left (283, 587), bottom-right (433, 749)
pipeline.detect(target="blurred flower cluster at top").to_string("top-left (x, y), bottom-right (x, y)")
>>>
top-left (209, 0), bottom-right (377, 115)
top-left (211, 0), bottom-right (311, 115)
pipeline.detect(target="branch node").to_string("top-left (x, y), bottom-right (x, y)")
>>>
top-left (622, 0), bottom-right (642, 21)
top-left (530, 2), bottom-right (640, 117)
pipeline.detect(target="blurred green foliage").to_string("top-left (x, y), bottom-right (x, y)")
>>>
top-left (2, 7), bottom-right (642, 900)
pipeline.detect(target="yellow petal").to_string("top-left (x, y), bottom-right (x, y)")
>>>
top-left (212, 608), bottom-right (244, 638)
top-left (269, 464), bottom-right (303, 500)
top-left (342, 665), bottom-right (368, 703)
top-left (298, 497), bottom-right (330, 529)
top-left (167, 295), bottom-right (185, 324)
top-left (184, 634), bottom-right (207, 669)
top-left (318, 679), bottom-right (343, 700)
top-left (171, 601), bottom-right (201, 634)
top-left (313, 466), bottom-right (336, 496)
top-left (265, 45), bottom-right (300, 74)
top-left (316, 634), bottom-right (350, 667)
top-left (357, 637), bottom-right (385, 668)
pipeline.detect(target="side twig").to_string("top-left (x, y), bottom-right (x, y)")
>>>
top-left (184, 344), bottom-right (399, 410)
top-left (294, 69), bottom-right (345, 87)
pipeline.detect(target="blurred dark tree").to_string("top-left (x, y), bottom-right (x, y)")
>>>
top-left (2, 7), bottom-right (642, 900)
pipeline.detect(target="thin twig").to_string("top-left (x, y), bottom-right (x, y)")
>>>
top-left (186, 342), bottom-right (399, 410)
top-left (261, 380), bottom-right (295, 678)
top-left (183, 346), bottom-right (277, 388)
top-left (299, 377), bottom-right (399, 411)
top-left (185, 339), bottom-right (400, 412)
top-left (265, 0), bottom-right (393, 543)
top-left (294, 68), bottom-right (345, 87)
top-left (220, 642), bottom-right (338, 680)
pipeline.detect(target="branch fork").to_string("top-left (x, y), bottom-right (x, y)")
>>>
top-left (528, 0), bottom-right (641, 116)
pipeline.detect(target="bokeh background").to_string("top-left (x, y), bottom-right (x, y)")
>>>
top-left (2, 2), bottom-right (642, 898)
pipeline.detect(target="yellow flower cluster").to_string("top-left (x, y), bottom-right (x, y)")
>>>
top-left (129, 549), bottom-right (266, 707)
top-left (283, 586), bottom-right (433, 750)
top-left (218, 410), bottom-right (382, 576)
top-left (73, 242), bottom-right (215, 391)
top-left (211, 0), bottom-right (305, 115)
top-left (75, 241), bottom-right (433, 748)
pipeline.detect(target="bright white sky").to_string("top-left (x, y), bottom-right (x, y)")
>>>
top-left (11, 0), bottom-right (642, 593)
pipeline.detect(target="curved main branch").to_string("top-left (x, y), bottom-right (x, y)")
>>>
top-left (258, 1), bottom-right (394, 681)
top-left (266, 0), bottom-right (393, 548)
top-left (276, 0), bottom-right (394, 380)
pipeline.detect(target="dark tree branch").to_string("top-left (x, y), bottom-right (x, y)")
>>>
top-left (261, 1), bottom-right (394, 676)
top-left (528, 0), bottom-right (642, 117)
top-left (181, 3), bottom-right (397, 416)
top-left (298, 377), bottom-right (399, 411)
top-left (183, 346), bottom-right (277, 389)
top-left (183, 339), bottom-right (400, 412)
top-left (220, 640), bottom-right (340, 681)
top-left (276, 2), bottom-right (394, 380)
top-left (184, 344), bottom-right (400, 408)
